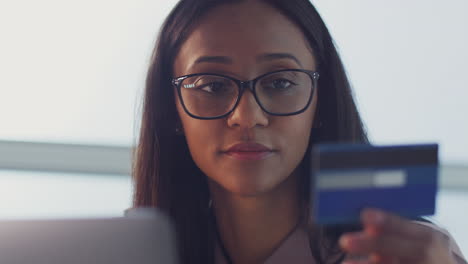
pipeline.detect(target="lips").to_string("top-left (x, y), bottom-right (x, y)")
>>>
top-left (223, 142), bottom-right (275, 160)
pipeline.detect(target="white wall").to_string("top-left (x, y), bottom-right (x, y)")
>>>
top-left (0, 0), bottom-right (175, 145)
top-left (0, 170), bottom-right (132, 219)
top-left (313, 0), bottom-right (468, 164)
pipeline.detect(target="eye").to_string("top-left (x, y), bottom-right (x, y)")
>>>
top-left (271, 79), bottom-right (293, 89)
top-left (200, 81), bottom-right (227, 93)
top-left (263, 78), bottom-right (297, 91)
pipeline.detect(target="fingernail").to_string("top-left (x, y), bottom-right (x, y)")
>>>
top-left (363, 209), bottom-right (385, 225)
top-left (339, 233), bottom-right (365, 250)
top-left (339, 235), bottom-right (350, 248)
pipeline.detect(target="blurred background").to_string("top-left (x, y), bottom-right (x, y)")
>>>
top-left (0, 0), bottom-right (466, 254)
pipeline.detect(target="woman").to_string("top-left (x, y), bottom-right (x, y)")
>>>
top-left (130, 0), bottom-right (467, 263)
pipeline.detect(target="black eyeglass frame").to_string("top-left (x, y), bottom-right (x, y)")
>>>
top-left (171, 69), bottom-right (320, 120)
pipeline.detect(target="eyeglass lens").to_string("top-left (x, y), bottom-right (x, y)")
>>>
top-left (179, 71), bottom-right (314, 118)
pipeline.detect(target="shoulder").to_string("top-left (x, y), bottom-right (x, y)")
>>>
top-left (412, 220), bottom-right (467, 264)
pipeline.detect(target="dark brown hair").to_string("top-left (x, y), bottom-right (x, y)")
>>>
top-left (133, 0), bottom-right (368, 263)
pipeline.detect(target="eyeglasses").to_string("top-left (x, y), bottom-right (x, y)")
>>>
top-left (172, 69), bottom-right (319, 120)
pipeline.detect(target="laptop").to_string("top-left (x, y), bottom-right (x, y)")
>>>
top-left (0, 208), bottom-right (179, 264)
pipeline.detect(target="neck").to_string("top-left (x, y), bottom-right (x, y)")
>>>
top-left (209, 173), bottom-right (303, 264)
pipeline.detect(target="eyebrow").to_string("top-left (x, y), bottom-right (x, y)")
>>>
top-left (190, 52), bottom-right (303, 69)
top-left (256, 53), bottom-right (303, 67)
top-left (193, 56), bottom-right (233, 65)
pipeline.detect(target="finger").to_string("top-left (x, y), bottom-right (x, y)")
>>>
top-left (341, 258), bottom-right (398, 264)
top-left (361, 208), bottom-right (428, 239)
top-left (369, 254), bottom-right (398, 264)
top-left (341, 260), bottom-right (370, 264)
top-left (341, 253), bottom-right (398, 264)
top-left (339, 231), bottom-right (425, 260)
top-left (342, 254), bottom-right (397, 264)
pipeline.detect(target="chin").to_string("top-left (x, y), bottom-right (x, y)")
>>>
top-left (221, 173), bottom-right (283, 197)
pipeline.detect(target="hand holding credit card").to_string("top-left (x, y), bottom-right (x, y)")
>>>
top-left (311, 143), bottom-right (438, 225)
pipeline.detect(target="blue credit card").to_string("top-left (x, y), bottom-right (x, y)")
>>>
top-left (311, 143), bottom-right (438, 225)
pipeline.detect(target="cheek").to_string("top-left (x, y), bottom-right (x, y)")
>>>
top-left (277, 114), bottom-right (314, 169)
top-left (175, 100), bottom-right (221, 168)
top-left (184, 122), bottom-right (221, 165)
top-left (271, 100), bottom-right (316, 182)
top-left (285, 120), bottom-right (311, 150)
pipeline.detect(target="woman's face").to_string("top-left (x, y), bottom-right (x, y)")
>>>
top-left (173, 0), bottom-right (317, 196)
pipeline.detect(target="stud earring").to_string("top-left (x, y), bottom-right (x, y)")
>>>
top-left (313, 120), bottom-right (323, 128)
top-left (175, 126), bottom-right (184, 135)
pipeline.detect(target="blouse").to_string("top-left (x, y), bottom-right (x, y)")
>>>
top-left (124, 208), bottom-right (466, 263)
top-left (214, 221), bottom-right (467, 264)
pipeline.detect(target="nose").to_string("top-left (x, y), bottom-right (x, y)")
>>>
top-left (226, 89), bottom-right (269, 129)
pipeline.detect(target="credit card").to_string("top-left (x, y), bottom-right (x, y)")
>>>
top-left (311, 143), bottom-right (438, 225)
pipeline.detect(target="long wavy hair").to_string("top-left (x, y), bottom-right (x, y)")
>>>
top-left (133, 0), bottom-right (368, 263)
